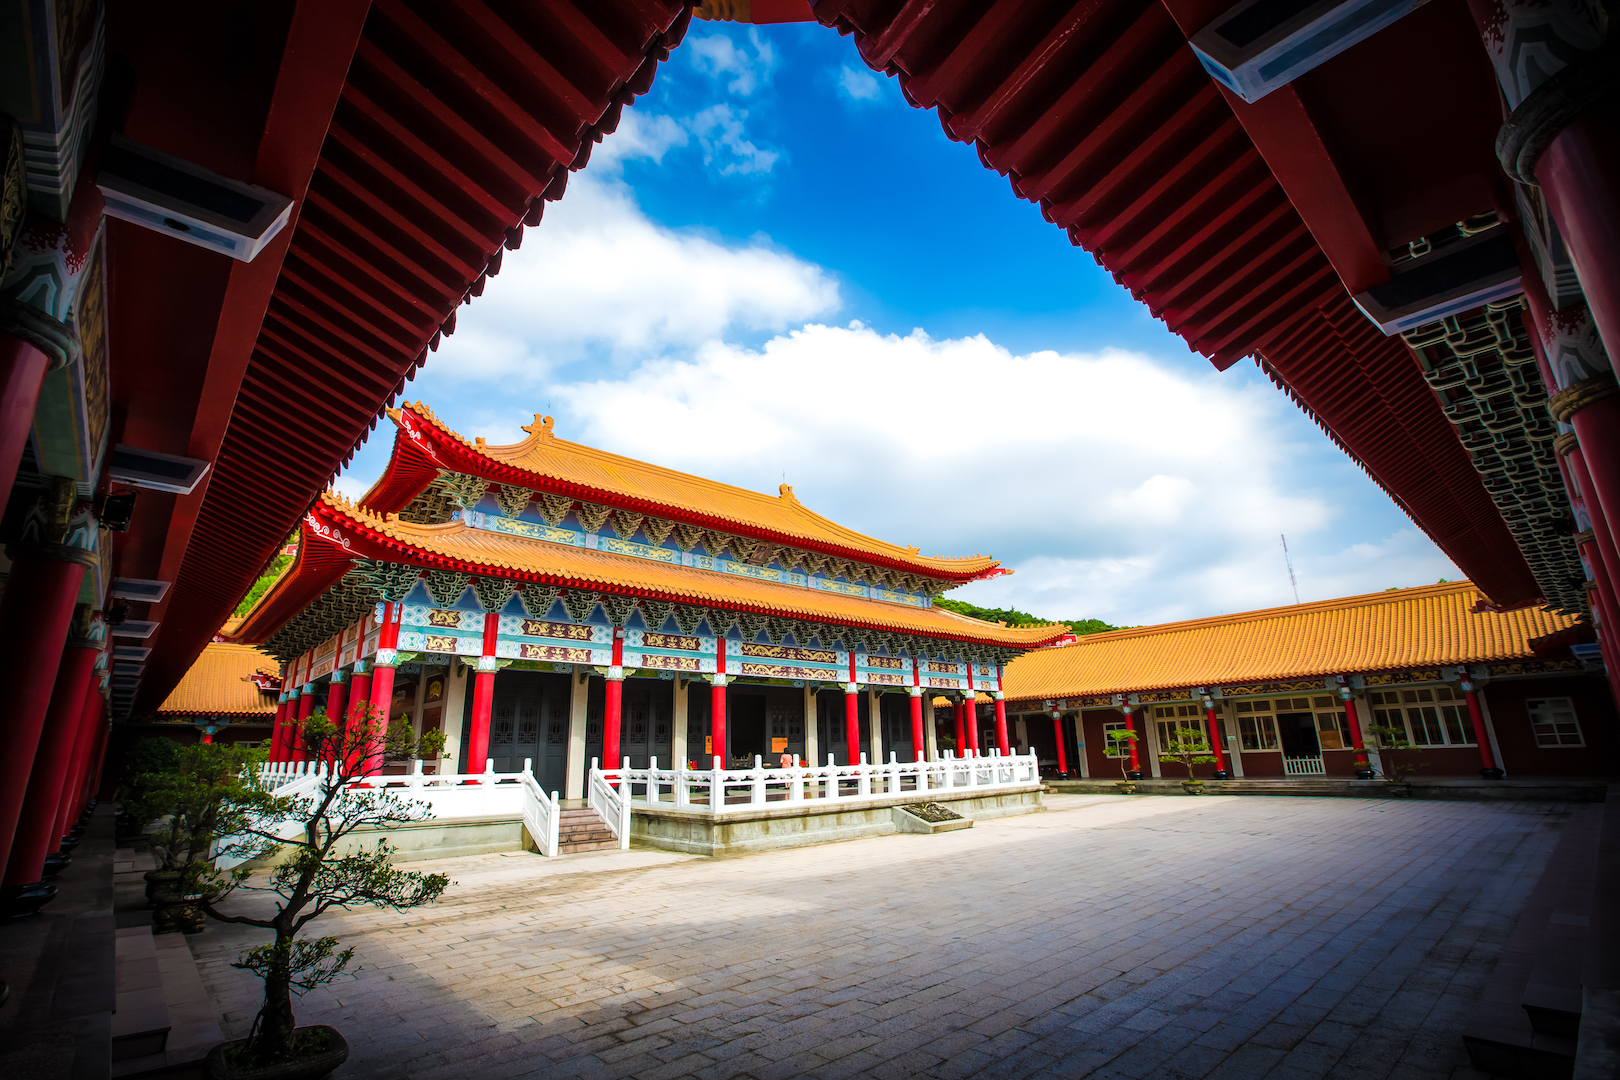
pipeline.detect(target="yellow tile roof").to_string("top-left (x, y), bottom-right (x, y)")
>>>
top-left (155, 643), bottom-right (280, 717)
top-left (322, 493), bottom-right (1062, 648)
top-left (398, 402), bottom-right (1000, 579)
top-left (1001, 581), bottom-right (1578, 702)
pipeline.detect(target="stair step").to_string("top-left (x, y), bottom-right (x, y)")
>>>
top-left (559, 839), bottom-right (620, 852)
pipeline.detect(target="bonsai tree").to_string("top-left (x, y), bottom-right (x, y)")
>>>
top-left (188, 705), bottom-right (452, 1069)
top-left (1367, 724), bottom-right (1428, 783)
top-left (142, 743), bottom-right (265, 932)
top-left (1158, 727), bottom-right (1218, 782)
top-left (1105, 727), bottom-right (1139, 779)
top-left (117, 736), bottom-right (182, 840)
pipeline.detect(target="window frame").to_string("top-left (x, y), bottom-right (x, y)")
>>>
top-left (1101, 720), bottom-right (1131, 759)
top-left (1368, 685), bottom-right (1477, 748)
top-left (1527, 697), bottom-right (1583, 748)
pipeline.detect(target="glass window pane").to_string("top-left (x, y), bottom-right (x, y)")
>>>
top-left (1440, 705), bottom-right (1471, 745)
top-left (1528, 698), bottom-right (1583, 747)
top-left (1409, 707), bottom-right (1444, 746)
top-left (1313, 696), bottom-right (1334, 708)
top-left (1239, 716), bottom-right (1260, 750)
top-left (1237, 701), bottom-right (1253, 713)
top-left (1401, 689), bottom-right (1418, 704)
top-left (1257, 716), bottom-right (1279, 749)
top-left (1415, 688), bottom-right (1434, 702)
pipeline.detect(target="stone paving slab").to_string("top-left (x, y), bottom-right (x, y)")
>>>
top-left (187, 793), bottom-right (1572, 1079)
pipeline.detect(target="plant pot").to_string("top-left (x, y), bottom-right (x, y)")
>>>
top-left (1181, 781), bottom-right (1205, 795)
top-left (205, 1025), bottom-right (349, 1080)
top-left (144, 869), bottom-right (182, 902)
top-left (1115, 781), bottom-right (1137, 795)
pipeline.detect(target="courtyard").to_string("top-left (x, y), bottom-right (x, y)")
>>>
top-left (188, 794), bottom-right (1572, 1080)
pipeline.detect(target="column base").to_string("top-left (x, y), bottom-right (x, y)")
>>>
top-left (41, 852), bottom-right (71, 877)
top-left (1480, 767), bottom-right (1506, 780)
top-left (2, 882), bottom-right (58, 919)
top-left (1126, 771), bottom-right (1144, 781)
top-left (1212, 770), bottom-right (1232, 780)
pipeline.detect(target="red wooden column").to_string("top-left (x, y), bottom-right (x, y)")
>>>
top-left (953, 697), bottom-right (967, 758)
top-left (1338, 685), bottom-right (1370, 774)
top-left (1460, 677), bottom-right (1502, 777)
top-left (908, 691), bottom-right (925, 762)
top-left (0, 337), bottom-right (53, 499)
top-left (711, 637), bottom-right (728, 767)
top-left (1469, 0), bottom-right (1620, 358)
top-left (993, 692), bottom-right (1010, 757)
top-left (348, 660), bottom-right (374, 724)
top-left (467, 612), bottom-right (500, 779)
top-left (365, 602), bottom-right (403, 774)
top-left (4, 627), bottom-right (101, 905)
top-left (845, 648), bottom-right (862, 764)
top-left (1202, 695), bottom-right (1228, 777)
top-left (1121, 703), bottom-right (1141, 776)
top-left (964, 667), bottom-right (980, 757)
top-left (53, 675), bottom-right (105, 848)
top-left (602, 628), bottom-right (626, 772)
top-left (323, 671), bottom-right (349, 767)
top-left (0, 520), bottom-right (92, 881)
top-left (293, 683), bottom-right (317, 760)
top-left (1050, 709), bottom-right (1069, 777)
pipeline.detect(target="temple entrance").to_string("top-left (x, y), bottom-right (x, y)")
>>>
top-left (879, 694), bottom-right (914, 762)
top-left (620, 678), bottom-right (674, 769)
top-left (729, 691), bottom-right (768, 764)
top-left (487, 670), bottom-right (570, 792)
top-left (1277, 712), bottom-right (1321, 758)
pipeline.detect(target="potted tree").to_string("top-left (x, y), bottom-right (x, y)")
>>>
top-left (187, 705), bottom-right (451, 1080)
top-left (1106, 728), bottom-right (1140, 793)
top-left (1367, 725), bottom-right (1427, 796)
top-left (1157, 727), bottom-right (1219, 794)
top-left (145, 742), bottom-right (264, 933)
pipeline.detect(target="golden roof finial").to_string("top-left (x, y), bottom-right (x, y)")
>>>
top-left (779, 483), bottom-right (797, 503)
top-left (521, 414), bottom-right (556, 439)
top-left (475, 436), bottom-right (486, 450)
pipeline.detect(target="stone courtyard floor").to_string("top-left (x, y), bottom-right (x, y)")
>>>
top-left (188, 794), bottom-right (1575, 1080)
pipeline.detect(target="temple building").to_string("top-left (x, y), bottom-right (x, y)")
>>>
top-left (133, 642), bottom-right (280, 747)
top-left (1000, 581), bottom-right (1615, 782)
top-left (228, 403), bottom-right (1068, 797)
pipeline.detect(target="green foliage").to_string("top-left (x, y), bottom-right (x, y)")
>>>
top-left (147, 742), bottom-right (266, 871)
top-left (932, 598), bottom-right (1128, 638)
top-left (1105, 727), bottom-right (1138, 779)
top-left (232, 534), bottom-right (298, 617)
top-left (118, 737), bottom-right (183, 828)
top-left (1367, 725), bottom-right (1429, 782)
top-left (191, 704), bottom-right (453, 1064)
top-left (1157, 727), bottom-right (1218, 780)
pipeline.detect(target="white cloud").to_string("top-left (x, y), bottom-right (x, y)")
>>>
top-left (689, 104), bottom-right (779, 175)
top-left (687, 31), bottom-right (776, 96)
top-left (425, 172), bottom-right (837, 381)
top-left (518, 323), bottom-right (1456, 623)
top-left (592, 110), bottom-right (688, 173)
top-left (838, 65), bottom-right (882, 102)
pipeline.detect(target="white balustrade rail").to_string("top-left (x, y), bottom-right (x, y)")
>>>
top-left (587, 763), bottom-right (632, 850)
top-left (248, 759), bottom-right (563, 857)
top-left (593, 750), bottom-right (1040, 818)
top-left (1283, 755), bottom-right (1327, 776)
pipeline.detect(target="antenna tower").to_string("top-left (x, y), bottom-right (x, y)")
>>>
top-left (1281, 534), bottom-right (1300, 604)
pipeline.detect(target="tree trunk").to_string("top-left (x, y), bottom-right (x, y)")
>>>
top-left (252, 934), bottom-right (298, 1059)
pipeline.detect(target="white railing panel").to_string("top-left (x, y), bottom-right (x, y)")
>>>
top-left (1283, 755), bottom-right (1327, 776)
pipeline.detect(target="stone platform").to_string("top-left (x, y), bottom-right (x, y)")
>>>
top-left (629, 787), bottom-right (1043, 856)
top-left (1049, 776), bottom-right (1608, 801)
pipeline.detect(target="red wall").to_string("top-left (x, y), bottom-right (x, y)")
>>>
top-left (1486, 676), bottom-right (1617, 777)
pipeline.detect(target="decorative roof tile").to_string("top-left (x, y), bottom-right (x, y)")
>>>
top-left (316, 493), bottom-right (1062, 648)
top-left (155, 643), bottom-right (281, 717)
top-left (1001, 582), bottom-right (1578, 702)
top-left (391, 402), bottom-right (1002, 581)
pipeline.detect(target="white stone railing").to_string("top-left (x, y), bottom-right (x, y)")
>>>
top-left (251, 759), bottom-right (563, 857)
top-left (587, 766), bottom-right (632, 850)
top-left (1282, 755), bottom-right (1327, 776)
top-left (595, 750), bottom-right (1040, 817)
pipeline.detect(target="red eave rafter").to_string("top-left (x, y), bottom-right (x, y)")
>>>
top-left (396, 406), bottom-right (1000, 583)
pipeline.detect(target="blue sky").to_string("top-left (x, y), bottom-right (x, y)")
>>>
top-left (336, 21), bottom-right (1458, 626)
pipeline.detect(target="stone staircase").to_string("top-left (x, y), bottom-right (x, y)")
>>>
top-left (556, 808), bottom-right (618, 853)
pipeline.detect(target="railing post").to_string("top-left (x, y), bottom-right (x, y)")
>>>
top-left (826, 753), bottom-right (839, 801)
top-left (857, 753), bottom-right (870, 798)
top-left (790, 756), bottom-right (804, 802)
top-left (616, 773), bottom-right (631, 849)
top-left (648, 756), bottom-right (659, 805)
top-left (752, 755), bottom-right (765, 806)
top-left (675, 761), bottom-right (689, 809)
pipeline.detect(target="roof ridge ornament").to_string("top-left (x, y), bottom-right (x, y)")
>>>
top-left (521, 414), bottom-right (556, 439)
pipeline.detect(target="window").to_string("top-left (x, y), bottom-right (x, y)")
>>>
top-left (1369, 686), bottom-right (1475, 747)
top-left (1102, 720), bottom-right (1131, 758)
top-left (1528, 698), bottom-right (1582, 747)
top-left (1152, 705), bottom-right (1210, 755)
top-left (1233, 700), bottom-right (1279, 750)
